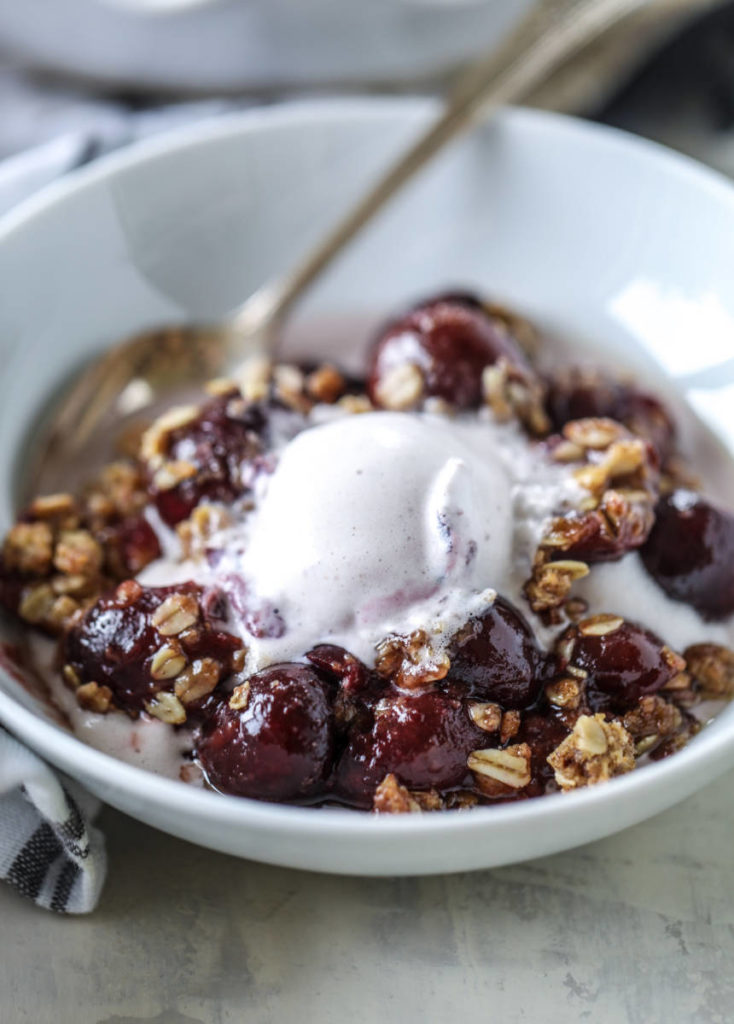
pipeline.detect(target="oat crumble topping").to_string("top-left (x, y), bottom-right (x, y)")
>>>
top-left (547, 714), bottom-right (635, 790)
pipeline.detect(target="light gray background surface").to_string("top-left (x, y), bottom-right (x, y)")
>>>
top-left (2, 768), bottom-right (734, 1024)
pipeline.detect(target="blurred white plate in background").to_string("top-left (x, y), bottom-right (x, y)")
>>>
top-left (0, 0), bottom-right (535, 93)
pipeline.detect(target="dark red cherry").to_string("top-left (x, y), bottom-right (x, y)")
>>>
top-left (544, 497), bottom-right (656, 565)
top-left (443, 597), bottom-right (550, 708)
top-left (334, 691), bottom-right (484, 808)
top-left (368, 299), bottom-right (529, 409)
top-left (148, 395), bottom-right (268, 526)
top-left (563, 618), bottom-right (681, 713)
top-left (197, 664), bottom-right (334, 802)
top-left (615, 390), bottom-right (675, 463)
top-left (641, 490), bottom-right (734, 619)
top-left (306, 644), bottom-right (373, 696)
top-left (63, 581), bottom-right (241, 713)
top-left (545, 370), bottom-right (622, 426)
top-left (305, 645), bottom-right (383, 734)
top-left (515, 712), bottom-right (570, 796)
top-left (100, 515), bottom-right (161, 577)
top-left (0, 565), bottom-right (23, 619)
top-left (545, 370), bottom-right (674, 460)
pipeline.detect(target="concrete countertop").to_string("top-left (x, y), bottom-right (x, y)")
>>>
top-left (2, 767), bottom-right (734, 1024)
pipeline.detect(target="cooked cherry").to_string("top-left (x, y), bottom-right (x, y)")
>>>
top-left (334, 691), bottom-right (485, 808)
top-left (368, 298), bottom-right (529, 409)
top-left (148, 395), bottom-right (268, 526)
top-left (616, 390), bottom-right (675, 463)
top-left (101, 516), bottom-right (161, 577)
top-left (563, 618), bottom-right (680, 713)
top-left (546, 371), bottom-right (621, 426)
top-left (306, 644), bottom-right (373, 696)
top-left (641, 490), bottom-right (734, 619)
top-left (443, 597), bottom-right (550, 708)
top-left (0, 567), bottom-right (23, 618)
top-left (515, 712), bottom-right (570, 795)
top-left (63, 581), bottom-right (241, 713)
top-left (305, 645), bottom-right (383, 734)
top-left (545, 499), bottom-right (655, 564)
top-left (197, 664), bottom-right (334, 802)
top-left (546, 370), bottom-right (674, 460)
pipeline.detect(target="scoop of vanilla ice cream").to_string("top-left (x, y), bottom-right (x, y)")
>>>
top-left (230, 412), bottom-right (513, 663)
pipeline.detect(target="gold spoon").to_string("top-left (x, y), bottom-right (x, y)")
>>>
top-left (31, 0), bottom-right (649, 489)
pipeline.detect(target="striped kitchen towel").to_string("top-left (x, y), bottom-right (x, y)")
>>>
top-left (0, 729), bottom-right (106, 913)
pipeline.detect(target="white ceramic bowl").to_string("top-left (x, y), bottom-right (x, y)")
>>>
top-left (2, 99), bottom-right (734, 876)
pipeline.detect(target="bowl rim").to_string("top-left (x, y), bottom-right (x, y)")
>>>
top-left (2, 96), bottom-right (734, 841)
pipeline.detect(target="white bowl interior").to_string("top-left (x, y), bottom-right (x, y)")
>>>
top-left (2, 100), bottom-right (734, 874)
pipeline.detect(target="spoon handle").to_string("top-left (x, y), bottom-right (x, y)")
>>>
top-left (230, 0), bottom-right (649, 342)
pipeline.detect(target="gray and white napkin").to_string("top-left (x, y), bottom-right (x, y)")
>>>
top-left (0, 729), bottom-right (106, 913)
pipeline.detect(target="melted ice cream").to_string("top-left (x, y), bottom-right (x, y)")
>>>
top-left (143, 409), bottom-right (583, 669)
top-left (575, 553), bottom-right (734, 651)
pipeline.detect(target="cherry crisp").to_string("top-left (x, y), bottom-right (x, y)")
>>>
top-left (2, 292), bottom-right (733, 813)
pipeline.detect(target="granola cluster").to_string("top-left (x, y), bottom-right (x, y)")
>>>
top-left (374, 629), bottom-right (451, 690)
top-left (0, 463), bottom-right (158, 636)
top-left (547, 715), bottom-right (635, 790)
top-left (525, 418), bottom-right (660, 617)
top-left (1, 290), bottom-right (732, 814)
